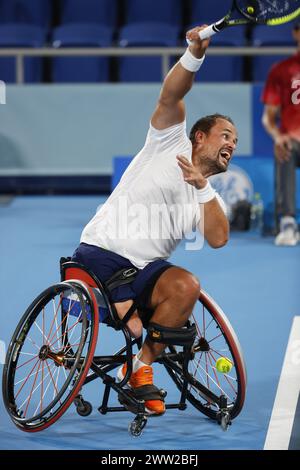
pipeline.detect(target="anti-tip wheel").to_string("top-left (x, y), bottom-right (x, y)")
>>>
top-left (128, 417), bottom-right (147, 437)
top-left (220, 412), bottom-right (231, 432)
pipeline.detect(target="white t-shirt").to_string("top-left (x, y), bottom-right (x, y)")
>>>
top-left (81, 120), bottom-right (224, 269)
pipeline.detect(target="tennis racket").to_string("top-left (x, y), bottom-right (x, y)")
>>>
top-left (187, 0), bottom-right (300, 42)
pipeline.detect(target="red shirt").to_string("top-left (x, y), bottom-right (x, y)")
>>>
top-left (262, 52), bottom-right (300, 140)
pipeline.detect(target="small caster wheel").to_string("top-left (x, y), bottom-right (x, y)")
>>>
top-left (76, 400), bottom-right (93, 417)
top-left (220, 412), bottom-right (231, 431)
top-left (128, 416), bottom-right (147, 437)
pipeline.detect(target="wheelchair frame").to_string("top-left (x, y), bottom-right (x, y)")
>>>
top-left (2, 258), bottom-right (247, 437)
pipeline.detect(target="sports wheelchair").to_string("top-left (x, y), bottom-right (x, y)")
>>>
top-left (2, 258), bottom-right (247, 437)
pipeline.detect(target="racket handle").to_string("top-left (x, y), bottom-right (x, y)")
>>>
top-left (186, 19), bottom-right (224, 45)
top-left (199, 24), bottom-right (218, 40)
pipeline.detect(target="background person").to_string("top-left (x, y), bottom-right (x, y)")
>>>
top-left (262, 22), bottom-right (300, 246)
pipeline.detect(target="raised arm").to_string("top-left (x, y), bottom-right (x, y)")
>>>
top-left (151, 27), bottom-right (210, 130)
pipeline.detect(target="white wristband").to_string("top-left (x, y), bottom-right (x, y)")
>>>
top-left (196, 181), bottom-right (216, 203)
top-left (180, 48), bottom-right (205, 73)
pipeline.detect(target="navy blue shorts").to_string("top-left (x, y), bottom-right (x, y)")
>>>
top-left (72, 243), bottom-right (173, 312)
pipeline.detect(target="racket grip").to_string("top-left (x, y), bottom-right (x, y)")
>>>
top-left (186, 20), bottom-right (223, 45)
top-left (199, 24), bottom-right (218, 40)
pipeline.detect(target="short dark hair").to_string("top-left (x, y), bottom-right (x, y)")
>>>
top-left (189, 113), bottom-right (235, 145)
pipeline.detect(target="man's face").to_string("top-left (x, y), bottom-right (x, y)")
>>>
top-left (196, 119), bottom-right (238, 175)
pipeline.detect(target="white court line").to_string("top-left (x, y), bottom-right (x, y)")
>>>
top-left (264, 316), bottom-right (300, 450)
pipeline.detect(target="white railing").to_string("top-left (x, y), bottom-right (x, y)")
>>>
top-left (0, 46), bottom-right (295, 84)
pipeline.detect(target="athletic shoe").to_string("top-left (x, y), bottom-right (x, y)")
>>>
top-left (117, 361), bottom-right (165, 415)
top-left (275, 216), bottom-right (300, 246)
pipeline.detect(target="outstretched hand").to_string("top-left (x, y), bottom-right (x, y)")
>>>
top-left (176, 155), bottom-right (207, 190)
top-left (186, 25), bottom-right (211, 59)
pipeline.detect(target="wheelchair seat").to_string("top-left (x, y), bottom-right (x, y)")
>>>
top-left (60, 256), bottom-right (119, 327)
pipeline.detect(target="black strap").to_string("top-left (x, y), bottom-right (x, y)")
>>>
top-left (147, 322), bottom-right (197, 346)
top-left (105, 267), bottom-right (138, 292)
top-left (121, 300), bottom-right (139, 325)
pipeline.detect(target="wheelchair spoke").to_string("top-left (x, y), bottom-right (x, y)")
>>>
top-left (23, 361), bottom-right (42, 418)
top-left (66, 323), bottom-right (86, 349)
top-left (15, 358), bottom-right (40, 399)
top-left (46, 296), bottom-right (63, 345)
top-left (205, 318), bottom-right (215, 335)
top-left (53, 300), bottom-right (62, 350)
top-left (207, 352), bottom-right (221, 388)
top-left (47, 300), bottom-right (81, 348)
top-left (48, 318), bottom-right (83, 350)
top-left (15, 362), bottom-right (46, 386)
top-left (34, 318), bottom-right (48, 344)
top-left (192, 313), bottom-right (202, 338)
top-left (26, 335), bottom-right (41, 352)
top-left (19, 352), bottom-right (38, 357)
top-left (42, 306), bottom-right (45, 344)
top-left (45, 361), bottom-right (62, 406)
top-left (197, 360), bottom-right (231, 400)
top-left (32, 363), bottom-right (58, 416)
top-left (205, 351), bottom-right (210, 390)
top-left (209, 346), bottom-right (231, 359)
top-left (63, 342), bottom-right (81, 354)
top-left (40, 361), bottom-right (45, 415)
top-left (190, 355), bottom-right (206, 386)
top-left (18, 363), bottom-right (55, 411)
top-left (190, 341), bottom-right (238, 403)
top-left (67, 311), bottom-right (83, 344)
top-left (16, 355), bottom-right (39, 370)
top-left (208, 332), bottom-right (224, 344)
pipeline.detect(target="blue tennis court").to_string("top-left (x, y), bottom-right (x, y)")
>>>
top-left (1, 2), bottom-right (300, 455)
top-left (1, 196), bottom-right (299, 450)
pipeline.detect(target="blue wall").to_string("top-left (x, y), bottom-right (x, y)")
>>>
top-left (0, 84), bottom-right (252, 175)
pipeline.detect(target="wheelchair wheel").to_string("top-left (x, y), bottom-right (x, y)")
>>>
top-left (2, 281), bottom-right (99, 432)
top-left (164, 290), bottom-right (247, 420)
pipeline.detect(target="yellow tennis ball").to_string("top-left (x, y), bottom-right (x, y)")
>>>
top-left (247, 6), bottom-right (255, 14)
top-left (215, 357), bottom-right (233, 374)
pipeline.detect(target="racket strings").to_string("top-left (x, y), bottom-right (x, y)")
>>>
top-left (237, 0), bottom-right (300, 21)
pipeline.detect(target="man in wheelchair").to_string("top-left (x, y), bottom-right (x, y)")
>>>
top-left (72, 27), bottom-right (237, 416)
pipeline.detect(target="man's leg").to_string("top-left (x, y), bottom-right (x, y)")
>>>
top-left (138, 266), bottom-right (200, 365)
top-left (118, 266), bottom-right (200, 415)
top-left (275, 140), bottom-right (300, 245)
top-left (275, 142), bottom-right (297, 218)
top-left (114, 300), bottom-right (143, 339)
